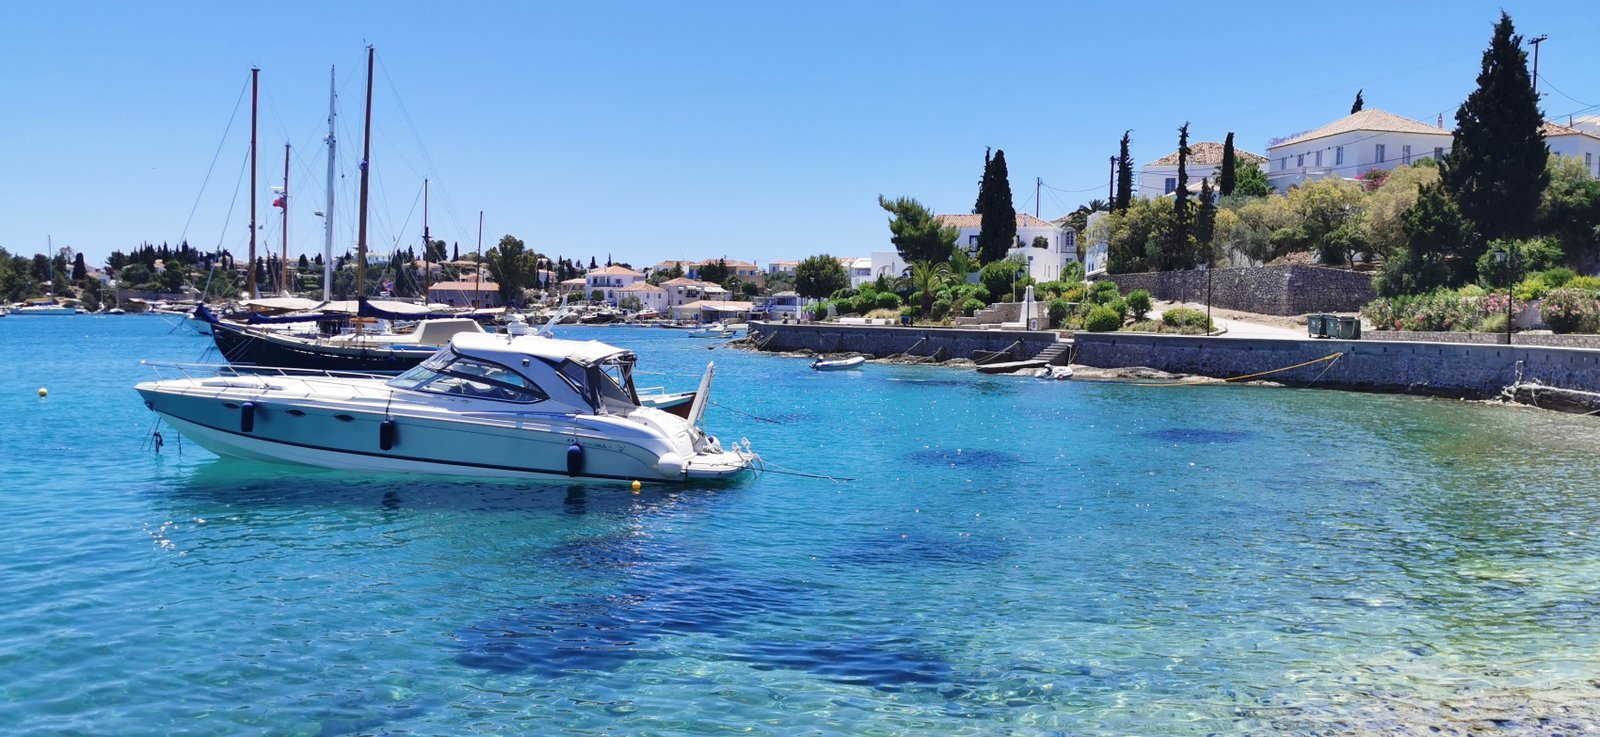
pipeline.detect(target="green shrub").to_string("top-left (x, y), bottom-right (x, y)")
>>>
top-left (1059, 284), bottom-right (1086, 303)
top-left (1123, 320), bottom-right (1163, 333)
top-left (1107, 297), bottom-right (1128, 322)
top-left (1126, 289), bottom-right (1152, 320)
top-left (929, 299), bottom-right (951, 321)
top-left (1539, 267), bottom-right (1577, 288)
top-left (1541, 288), bottom-right (1600, 333)
top-left (830, 288), bottom-right (857, 301)
top-left (1084, 305), bottom-right (1123, 332)
top-left (875, 292), bottom-right (902, 310)
top-left (1479, 312), bottom-right (1508, 333)
top-left (1047, 298), bottom-right (1072, 328)
top-left (1567, 276), bottom-right (1600, 291)
top-left (898, 305), bottom-right (914, 318)
top-left (1454, 284), bottom-right (1487, 298)
top-left (1161, 307), bottom-right (1212, 332)
top-left (1512, 277), bottom-right (1549, 301)
top-left (960, 297), bottom-right (985, 316)
top-left (1086, 280), bottom-right (1119, 305)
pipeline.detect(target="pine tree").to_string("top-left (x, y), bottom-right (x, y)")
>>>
top-left (1114, 131), bottom-right (1133, 212)
top-left (1219, 132), bottom-right (1237, 196)
top-left (1167, 123), bottom-right (1193, 269)
top-left (1442, 11), bottom-right (1548, 244)
top-left (71, 252), bottom-right (87, 281)
top-left (1351, 89), bottom-right (1365, 114)
top-left (973, 147), bottom-right (991, 214)
top-left (976, 150), bottom-right (1016, 263)
top-left (879, 195), bottom-right (959, 264)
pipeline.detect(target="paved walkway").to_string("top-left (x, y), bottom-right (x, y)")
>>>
top-left (1149, 301), bottom-right (1307, 339)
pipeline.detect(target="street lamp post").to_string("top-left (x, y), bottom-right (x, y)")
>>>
top-left (1495, 247), bottom-right (1515, 345)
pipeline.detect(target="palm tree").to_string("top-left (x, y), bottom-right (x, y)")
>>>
top-left (947, 247), bottom-right (976, 285)
top-left (905, 260), bottom-right (952, 317)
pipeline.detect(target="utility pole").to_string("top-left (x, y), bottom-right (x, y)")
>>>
top-left (1035, 177), bottom-right (1041, 218)
top-left (1107, 156), bottom-right (1115, 203)
top-left (1529, 34), bottom-right (1548, 96)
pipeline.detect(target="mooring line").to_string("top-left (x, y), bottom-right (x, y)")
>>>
top-left (1128, 353), bottom-right (1345, 387)
top-left (710, 400), bottom-right (782, 424)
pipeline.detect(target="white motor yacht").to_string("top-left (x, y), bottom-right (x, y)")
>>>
top-left (136, 332), bottom-right (760, 483)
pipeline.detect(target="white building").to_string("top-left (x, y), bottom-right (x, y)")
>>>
top-left (935, 213), bottom-right (1073, 263)
top-left (847, 257), bottom-right (873, 287)
top-left (1139, 141), bottom-right (1268, 197)
top-left (754, 290), bottom-right (802, 320)
top-left (765, 259), bottom-right (800, 276)
top-left (1265, 108), bottom-right (1452, 191)
top-left (617, 281), bottom-right (667, 313)
top-left (869, 251), bottom-right (907, 283)
top-left (1544, 121), bottom-right (1600, 178)
top-left (659, 277), bottom-right (729, 309)
top-left (584, 265), bottom-right (645, 305)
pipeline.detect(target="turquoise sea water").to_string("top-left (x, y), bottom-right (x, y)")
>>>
top-left (3, 316), bottom-right (1600, 735)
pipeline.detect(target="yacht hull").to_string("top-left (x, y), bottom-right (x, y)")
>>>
top-left (211, 321), bottom-right (433, 374)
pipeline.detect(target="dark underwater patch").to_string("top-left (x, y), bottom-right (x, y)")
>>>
top-left (1141, 428), bottom-right (1255, 444)
top-left (733, 635), bottom-right (953, 692)
top-left (907, 448), bottom-right (1021, 469)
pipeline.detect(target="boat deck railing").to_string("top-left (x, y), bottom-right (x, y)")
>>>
top-left (141, 360), bottom-right (393, 384)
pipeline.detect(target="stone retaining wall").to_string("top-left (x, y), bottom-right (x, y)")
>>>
top-left (1100, 265), bottom-right (1374, 315)
top-left (1073, 332), bottom-right (1600, 398)
top-left (749, 322), bottom-right (1058, 360)
top-left (1364, 331), bottom-right (1600, 350)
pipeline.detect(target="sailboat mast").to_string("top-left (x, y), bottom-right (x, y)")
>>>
top-left (356, 47), bottom-right (373, 304)
top-left (475, 210), bottom-right (483, 309)
top-left (322, 65), bottom-right (336, 302)
top-left (248, 67), bottom-right (259, 299)
top-left (281, 142), bottom-right (290, 295)
top-left (422, 178), bottom-right (430, 300)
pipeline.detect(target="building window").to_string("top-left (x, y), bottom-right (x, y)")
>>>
top-left (1281, 157), bottom-right (1288, 171)
top-left (1315, 150), bottom-right (1322, 166)
top-left (1402, 144), bottom-right (1411, 164)
top-left (1164, 177), bottom-right (1176, 194)
top-left (1335, 146), bottom-right (1344, 166)
top-left (1375, 144), bottom-right (1386, 163)
top-left (1588, 152), bottom-right (1594, 173)
top-left (1435, 146), bottom-right (1444, 161)
top-left (1297, 154), bottom-right (1304, 168)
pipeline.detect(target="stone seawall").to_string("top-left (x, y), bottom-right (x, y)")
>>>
top-left (1073, 332), bottom-right (1600, 398)
top-left (1365, 330), bottom-right (1600, 350)
top-left (748, 322), bottom-right (1058, 360)
top-left (1101, 265), bottom-right (1375, 315)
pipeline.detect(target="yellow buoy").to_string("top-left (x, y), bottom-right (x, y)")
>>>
top-left (631, 480), bottom-right (642, 493)
top-left (38, 387), bottom-right (47, 397)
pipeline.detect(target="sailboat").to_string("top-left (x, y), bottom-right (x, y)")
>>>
top-left (206, 51), bottom-right (481, 373)
top-left (14, 236), bottom-right (78, 315)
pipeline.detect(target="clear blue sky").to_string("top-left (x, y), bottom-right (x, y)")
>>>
top-left (2, 1), bottom-right (1597, 270)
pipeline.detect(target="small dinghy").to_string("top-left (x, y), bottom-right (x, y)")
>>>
top-left (1032, 365), bottom-right (1073, 380)
top-left (811, 356), bottom-right (865, 371)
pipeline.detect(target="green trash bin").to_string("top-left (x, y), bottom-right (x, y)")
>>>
top-left (1307, 314), bottom-right (1327, 338)
top-left (1333, 316), bottom-right (1361, 340)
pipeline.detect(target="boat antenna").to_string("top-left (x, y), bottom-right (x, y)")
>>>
top-left (322, 64), bottom-right (336, 303)
top-left (248, 66), bottom-right (259, 300)
top-left (356, 46), bottom-right (374, 321)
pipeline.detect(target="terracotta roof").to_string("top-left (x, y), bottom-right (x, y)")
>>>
top-left (1148, 141), bottom-right (1269, 166)
top-left (587, 265), bottom-right (643, 277)
top-left (1542, 121), bottom-right (1600, 140)
top-left (935, 213), bottom-right (1061, 229)
top-left (1268, 108), bottom-right (1450, 150)
top-left (660, 277), bottom-right (721, 289)
top-left (619, 282), bottom-right (665, 292)
top-left (560, 277), bottom-right (587, 285)
top-left (428, 280), bottom-right (497, 291)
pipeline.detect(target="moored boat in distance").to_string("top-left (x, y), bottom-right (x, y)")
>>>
top-left (11, 300), bottom-right (78, 315)
top-left (811, 356), bottom-right (865, 371)
top-left (136, 332), bottom-right (760, 483)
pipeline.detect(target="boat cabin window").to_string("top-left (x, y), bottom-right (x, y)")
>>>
top-left (387, 353), bottom-right (548, 403)
top-left (540, 354), bottom-right (640, 415)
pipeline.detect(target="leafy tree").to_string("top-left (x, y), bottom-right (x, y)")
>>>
top-left (1351, 89), bottom-right (1364, 114)
top-left (795, 254), bottom-right (848, 300)
top-left (485, 234), bottom-right (535, 306)
top-left (1219, 132), bottom-right (1237, 196)
top-left (1441, 11), bottom-right (1548, 243)
top-left (905, 260), bottom-right (951, 315)
top-left (1374, 182), bottom-right (1475, 296)
top-left (1538, 154), bottom-right (1600, 267)
top-left (878, 195), bottom-right (958, 264)
top-left (117, 263), bottom-right (151, 288)
top-left (71, 253), bottom-right (87, 281)
top-left (1233, 161), bottom-right (1271, 197)
top-left (1361, 161), bottom-right (1441, 261)
top-left (976, 149), bottom-right (1017, 263)
top-left (1285, 177), bottom-right (1365, 265)
top-left (1115, 131), bottom-right (1133, 212)
top-left (973, 147), bottom-right (990, 214)
top-left (297, 254), bottom-right (311, 271)
top-left (979, 259), bottom-right (1024, 301)
top-left (699, 258), bottom-right (731, 284)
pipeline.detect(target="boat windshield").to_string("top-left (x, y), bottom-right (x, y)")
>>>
top-left (387, 352), bottom-right (548, 403)
top-left (540, 354), bottom-right (640, 415)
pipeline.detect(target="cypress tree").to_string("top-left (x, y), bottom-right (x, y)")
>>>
top-left (1197, 179), bottom-right (1217, 265)
top-left (973, 147), bottom-right (991, 214)
top-left (1219, 132), bottom-right (1237, 196)
top-left (1442, 11), bottom-right (1548, 243)
top-left (1351, 89), bottom-right (1364, 114)
top-left (1114, 131), bottom-right (1133, 212)
top-left (1168, 123), bottom-right (1193, 269)
top-left (976, 150), bottom-right (1017, 263)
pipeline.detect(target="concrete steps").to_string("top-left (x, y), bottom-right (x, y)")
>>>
top-left (1034, 340), bottom-right (1073, 366)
